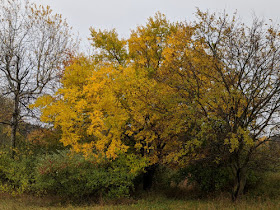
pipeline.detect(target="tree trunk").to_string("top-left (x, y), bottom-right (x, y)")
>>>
top-left (143, 164), bottom-right (157, 191)
top-left (11, 94), bottom-right (19, 158)
top-left (232, 167), bottom-right (247, 201)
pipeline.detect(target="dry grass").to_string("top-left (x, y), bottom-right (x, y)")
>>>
top-left (0, 192), bottom-right (279, 210)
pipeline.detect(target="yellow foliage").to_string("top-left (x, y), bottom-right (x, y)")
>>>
top-left (32, 11), bottom-right (265, 167)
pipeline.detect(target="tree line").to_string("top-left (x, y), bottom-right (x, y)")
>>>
top-left (1, 0), bottom-right (280, 202)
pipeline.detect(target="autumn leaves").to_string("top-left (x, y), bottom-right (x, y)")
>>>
top-left (32, 10), bottom-right (280, 199)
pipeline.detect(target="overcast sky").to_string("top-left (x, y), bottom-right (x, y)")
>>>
top-left (32, 0), bottom-right (279, 44)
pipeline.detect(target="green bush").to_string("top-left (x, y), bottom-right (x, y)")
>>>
top-left (246, 171), bottom-right (280, 199)
top-left (0, 150), bottom-right (36, 193)
top-left (34, 151), bottom-right (146, 200)
top-left (151, 165), bottom-right (176, 190)
top-left (0, 145), bottom-right (146, 201)
top-left (174, 163), bottom-right (232, 194)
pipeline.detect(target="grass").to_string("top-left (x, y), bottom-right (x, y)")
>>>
top-left (0, 192), bottom-right (279, 210)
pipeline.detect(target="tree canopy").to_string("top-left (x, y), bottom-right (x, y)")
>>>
top-left (32, 10), bottom-right (280, 200)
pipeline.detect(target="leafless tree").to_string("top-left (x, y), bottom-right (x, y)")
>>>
top-left (0, 0), bottom-right (72, 156)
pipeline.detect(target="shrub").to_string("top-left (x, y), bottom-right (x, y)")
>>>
top-left (26, 128), bottom-right (64, 154)
top-left (34, 151), bottom-right (146, 201)
top-left (247, 171), bottom-right (280, 199)
top-left (173, 163), bottom-right (232, 194)
top-left (151, 165), bottom-right (176, 190)
top-left (0, 149), bottom-right (36, 193)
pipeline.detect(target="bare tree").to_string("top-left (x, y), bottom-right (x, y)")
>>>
top-left (0, 0), bottom-right (72, 156)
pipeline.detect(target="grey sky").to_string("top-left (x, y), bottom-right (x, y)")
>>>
top-left (32, 0), bottom-right (279, 43)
